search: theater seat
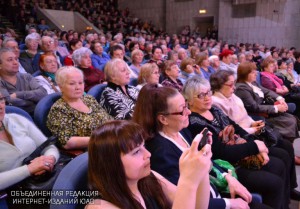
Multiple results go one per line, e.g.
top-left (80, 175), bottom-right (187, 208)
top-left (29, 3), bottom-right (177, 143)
top-left (50, 153), bottom-right (89, 209)
top-left (5, 106), bottom-right (33, 122)
top-left (87, 83), bottom-right (107, 102)
top-left (32, 70), bottom-right (42, 77)
top-left (129, 78), bottom-right (138, 86)
top-left (34, 93), bottom-right (62, 137)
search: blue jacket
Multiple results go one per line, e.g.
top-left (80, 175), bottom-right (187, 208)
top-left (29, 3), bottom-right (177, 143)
top-left (91, 52), bottom-right (111, 71)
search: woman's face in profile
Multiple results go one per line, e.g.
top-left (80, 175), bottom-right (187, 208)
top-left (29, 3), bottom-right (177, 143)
top-left (219, 75), bottom-right (235, 98)
top-left (246, 70), bottom-right (257, 83)
top-left (163, 93), bottom-right (191, 131)
top-left (147, 67), bottom-right (160, 84)
top-left (121, 141), bottom-right (151, 181)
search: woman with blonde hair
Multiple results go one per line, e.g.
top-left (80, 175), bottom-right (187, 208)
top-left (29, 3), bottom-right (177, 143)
top-left (136, 63), bottom-right (161, 90)
top-left (47, 66), bottom-right (112, 150)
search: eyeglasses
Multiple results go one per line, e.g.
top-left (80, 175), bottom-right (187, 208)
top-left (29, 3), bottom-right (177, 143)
top-left (160, 103), bottom-right (189, 116)
top-left (223, 82), bottom-right (236, 88)
top-left (0, 97), bottom-right (6, 104)
top-left (195, 90), bottom-right (212, 99)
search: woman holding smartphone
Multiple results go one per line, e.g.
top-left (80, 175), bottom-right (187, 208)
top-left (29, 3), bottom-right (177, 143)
top-left (133, 84), bottom-right (271, 209)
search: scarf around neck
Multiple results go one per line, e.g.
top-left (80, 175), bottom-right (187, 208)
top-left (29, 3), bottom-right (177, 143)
top-left (261, 71), bottom-right (283, 89)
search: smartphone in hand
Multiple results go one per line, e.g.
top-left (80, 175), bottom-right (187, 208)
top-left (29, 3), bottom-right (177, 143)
top-left (198, 128), bottom-right (209, 150)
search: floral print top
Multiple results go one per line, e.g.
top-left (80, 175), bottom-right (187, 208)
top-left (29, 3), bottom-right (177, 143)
top-left (47, 95), bottom-right (112, 146)
top-left (99, 82), bottom-right (139, 120)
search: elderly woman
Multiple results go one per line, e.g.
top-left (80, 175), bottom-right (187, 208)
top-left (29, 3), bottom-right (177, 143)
top-left (100, 59), bottom-right (139, 120)
top-left (0, 93), bottom-right (59, 191)
top-left (20, 32), bottom-right (40, 58)
top-left (161, 60), bottom-right (183, 92)
top-left (183, 76), bottom-right (294, 209)
top-left (19, 32), bottom-right (40, 74)
top-left (260, 58), bottom-right (289, 96)
top-left (196, 54), bottom-right (216, 80)
top-left (86, 120), bottom-right (211, 209)
top-left (35, 53), bottom-right (61, 94)
top-left (235, 62), bottom-right (298, 140)
top-left (47, 66), bottom-right (112, 150)
top-left (72, 47), bottom-right (105, 92)
top-left (136, 63), bottom-right (161, 90)
top-left (129, 49), bottom-right (144, 77)
top-left (208, 55), bottom-right (220, 72)
top-left (133, 84), bottom-right (272, 209)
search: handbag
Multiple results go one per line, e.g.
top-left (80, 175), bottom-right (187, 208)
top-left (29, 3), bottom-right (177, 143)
top-left (19, 136), bottom-right (72, 190)
top-left (258, 124), bottom-right (280, 147)
top-left (263, 96), bottom-right (276, 105)
top-left (219, 125), bottom-right (263, 170)
top-left (210, 159), bottom-right (238, 194)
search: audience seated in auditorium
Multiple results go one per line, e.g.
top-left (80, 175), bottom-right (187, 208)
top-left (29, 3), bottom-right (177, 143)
top-left (133, 84), bottom-right (271, 209)
top-left (35, 53), bottom-right (61, 94)
top-left (72, 47), bottom-right (105, 92)
top-left (86, 120), bottom-right (211, 209)
top-left (100, 58), bottom-right (139, 120)
top-left (183, 76), bottom-right (297, 208)
top-left (235, 62), bottom-right (299, 141)
top-left (47, 66), bottom-right (112, 150)
top-left (0, 48), bottom-right (47, 115)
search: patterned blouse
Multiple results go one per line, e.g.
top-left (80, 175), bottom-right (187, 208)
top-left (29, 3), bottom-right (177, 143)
top-left (99, 82), bottom-right (139, 120)
top-left (161, 77), bottom-right (183, 92)
top-left (47, 95), bottom-right (112, 146)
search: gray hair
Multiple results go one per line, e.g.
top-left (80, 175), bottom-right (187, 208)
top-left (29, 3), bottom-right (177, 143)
top-left (208, 55), bottom-right (219, 64)
top-left (86, 34), bottom-right (94, 42)
top-left (2, 37), bottom-right (17, 48)
top-left (72, 47), bottom-right (92, 66)
top-left (104, 58), bottom-right (127, 82)
top-left (25, 33), bottom-right (40, 45)
top-left (182, 76), bottom-right (210, 102)
top-left (0, 48), bottom-right (15, 64)
top-left (55, 66), bottom-right (84, 87)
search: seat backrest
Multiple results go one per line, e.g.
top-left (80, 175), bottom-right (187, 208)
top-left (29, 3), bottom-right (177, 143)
top-left (129, 78), bottom-right (138, 86)
top-left (50, 153), bottom-right (89, 209)
top-left (256, 70), bottom-right (261, 86)
top-left (32, 70), bottom-right (42, 77)
top-left (34, 93), bottom-right (62, 137)
top-left (5, 106), bottom-right (33, 122)
top-left (87, 83), bottom-right (107, 102)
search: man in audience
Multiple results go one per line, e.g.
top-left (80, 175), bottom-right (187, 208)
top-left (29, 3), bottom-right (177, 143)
top-left (2, 37), bottom-right (32, 74)
top-left (33, 36), bottom-right (64, 72)
top-left (0, 48), bottom-right (47, 115)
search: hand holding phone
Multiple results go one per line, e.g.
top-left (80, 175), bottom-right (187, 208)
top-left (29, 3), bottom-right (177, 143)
top-left (198, 128), bottom-right (209, 150)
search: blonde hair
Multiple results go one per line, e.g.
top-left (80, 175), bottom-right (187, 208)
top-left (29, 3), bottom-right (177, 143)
top-left (137, 63), bottom-right (158, 84)
top-left (104, 58), bottom-right (127, 82)
top-left (55, 66), bottom-right (84, 87)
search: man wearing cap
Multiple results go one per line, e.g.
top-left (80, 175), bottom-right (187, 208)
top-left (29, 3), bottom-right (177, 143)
top-left (219, 49), bottom-right (237, 78)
